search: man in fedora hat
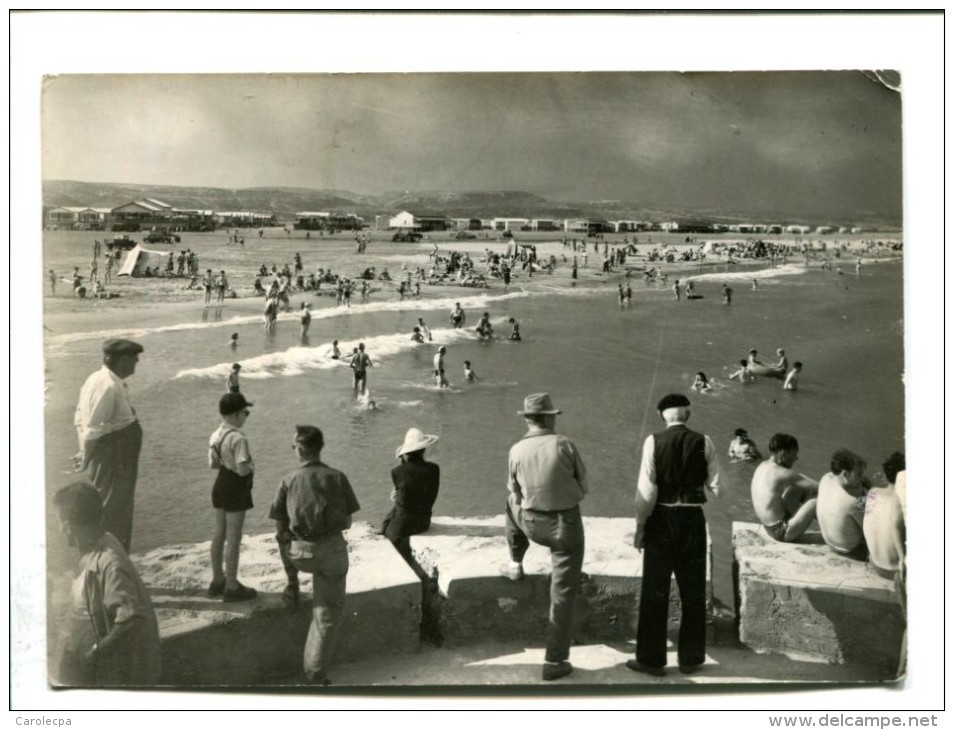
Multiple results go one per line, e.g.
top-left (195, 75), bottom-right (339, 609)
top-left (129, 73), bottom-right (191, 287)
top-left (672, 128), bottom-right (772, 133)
top-left (503, 392), bottom-right (588, 682)
top-left (269, 425), bottom-right (360, 685)
top-left (73, 338), bottom-right (145, 552)
top-left (628, 393), bottom-right (723, 677)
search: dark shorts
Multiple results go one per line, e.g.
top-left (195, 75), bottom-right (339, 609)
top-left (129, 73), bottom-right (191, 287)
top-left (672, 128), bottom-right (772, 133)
top-left (212, 467), bottom-right (253, 512)
top-left (763, 520), bottom-right (788, 542)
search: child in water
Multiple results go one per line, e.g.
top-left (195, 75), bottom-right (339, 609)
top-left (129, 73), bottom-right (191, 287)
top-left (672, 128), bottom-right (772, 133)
top-left (229, 333), bottom-right (239, 348)
top-left (463, 360), bottom-right (478, 382)
top-left (226, 364), bottom-right (242, 393)
top-left (729, 359), bottom-right (755, 383)
top-left (728, 428), bottom-right (762, 461)
top-left (691, 372), bottom-right (712, 393)
top-left (507, 317), bottom-right (521, 341)
top-left (783, 362), bottom-right (803, 391)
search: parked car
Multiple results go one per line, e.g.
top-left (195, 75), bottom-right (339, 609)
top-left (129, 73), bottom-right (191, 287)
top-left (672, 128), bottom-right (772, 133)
top-left (104, 236), bottom-right (138, 251)
top-left (455, 230), bottom-right (477, 240)
top-left (392, 231), bottom-right (423, 243)
top-left (144, 231), bottom-right (181, 244)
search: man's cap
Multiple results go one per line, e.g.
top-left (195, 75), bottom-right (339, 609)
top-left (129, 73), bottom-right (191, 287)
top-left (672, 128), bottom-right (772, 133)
top-left (102, 338), bottom-right (144, 356)
top-left (517, 392), bottom-right (562, 416)
top-left (219, 392), bottom-right (253, 415)
top-left (657, 393), bottom-right (691, 412)
top-left (294, 425), bottom-right (324, 451)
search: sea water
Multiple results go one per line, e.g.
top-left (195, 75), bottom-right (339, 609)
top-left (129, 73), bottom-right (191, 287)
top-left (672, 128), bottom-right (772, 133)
top-left (43, 260), bottom-right (904, 604)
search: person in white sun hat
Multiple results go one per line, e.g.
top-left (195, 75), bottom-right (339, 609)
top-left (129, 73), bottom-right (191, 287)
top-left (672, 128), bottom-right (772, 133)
top-left (380, 428), bottom-right (441, 573)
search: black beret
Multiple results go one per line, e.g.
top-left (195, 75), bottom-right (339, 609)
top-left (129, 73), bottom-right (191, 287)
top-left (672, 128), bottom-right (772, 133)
top-left (102, 338), bottom-right (144, 356)
top-left (657, 393), bottom-right (691, 412)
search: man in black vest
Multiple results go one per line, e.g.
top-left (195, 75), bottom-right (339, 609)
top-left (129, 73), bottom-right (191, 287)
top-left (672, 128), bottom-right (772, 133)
top-left (628, 393), bottom-right (723, 677)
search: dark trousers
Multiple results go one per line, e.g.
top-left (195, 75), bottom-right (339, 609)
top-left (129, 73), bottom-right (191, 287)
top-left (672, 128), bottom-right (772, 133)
top-left (636, 506), bottom-right (707, 668)
top-left (87, 421), bottom-right (142, 553)
top-left (505, 495), bottom-right (585, 662)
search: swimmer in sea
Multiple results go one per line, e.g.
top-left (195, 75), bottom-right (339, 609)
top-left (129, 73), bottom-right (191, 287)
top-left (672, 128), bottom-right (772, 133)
top-left (747, 349), bottom-right (763, 366)
top-left (728, 428), bottom-right (762, 461)
top-left (300, 302), bottom-right (312, 339)
top-left (774, 348), bottom-right (789, 372)
top-left (433, 346), bottom-right (449, 389)
top-left (450, 302), bottom-right (465, 329)
top-left (722, 284), bottom-right (733, 305)
top-left (226, 364), bottom-right (242, 393)
top-left (729, 359), bottom-right (755, 383)
top-left (691, 372), bottom-right (712, 393)
top-left (463, 360), bottom-right (477, 382)
top-left (328, 340), bottom-right (342, 360)
top-left (783, 362), bottom-right (803, 391)
top-left (475, 312), bottom-right (493, 339)
top-left (417, 317), bottom-right (432, 342)
top-left (686, 281), bottom-right (695, 298)
top-left (617, 283), bottom-right (625, 307)
top-left (410, 326), bottom-right (425, 344)
top-left (752, 279), bottom-right (759, 291)
top-left (625, 282), bottom-right (632, 303)
top-left (507, 317), bottom-right (521, 341)
top-left (229, 333), bottom-right (239, 348)
top-left (673, 280), bottom-right (681, 300)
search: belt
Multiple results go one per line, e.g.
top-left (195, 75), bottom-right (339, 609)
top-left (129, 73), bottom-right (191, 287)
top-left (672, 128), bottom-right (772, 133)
top-left (657, 502), bottom-right (703, 508)
top-left (295, 530), bottom-right (342, 542)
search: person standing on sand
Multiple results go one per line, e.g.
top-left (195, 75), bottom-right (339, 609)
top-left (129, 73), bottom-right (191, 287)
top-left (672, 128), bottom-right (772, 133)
top-left (270, 425), bottom-right (361, 685)
top-left (202, 269), bottom-right (214, 307)
top-left (73, 339), bottom-right (145, 553)
top-left (207, 393), bottom-right (257, 603)
top-left (750, 433), bottom-right (818, 543)
top-left (629, 393), bottom-right (722, 678)
top-left (502, 393), bottom-right (588, 682)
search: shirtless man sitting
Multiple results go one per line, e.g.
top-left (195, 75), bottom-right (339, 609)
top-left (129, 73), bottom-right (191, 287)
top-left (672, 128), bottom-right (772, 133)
top-left (750, 433), bottom-right (819, 542)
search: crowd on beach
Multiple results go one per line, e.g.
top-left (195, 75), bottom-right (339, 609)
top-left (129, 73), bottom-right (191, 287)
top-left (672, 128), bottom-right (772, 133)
top-left (50, 230), bottom-right (905, 688)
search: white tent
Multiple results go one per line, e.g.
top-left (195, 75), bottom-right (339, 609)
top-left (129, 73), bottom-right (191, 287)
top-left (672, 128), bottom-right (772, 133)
top-left (117, 244), bottom-right (170, 277)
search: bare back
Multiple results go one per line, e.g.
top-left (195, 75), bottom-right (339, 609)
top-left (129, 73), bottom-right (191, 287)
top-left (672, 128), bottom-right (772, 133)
top-left (751, 459), bottom-right (800, 525)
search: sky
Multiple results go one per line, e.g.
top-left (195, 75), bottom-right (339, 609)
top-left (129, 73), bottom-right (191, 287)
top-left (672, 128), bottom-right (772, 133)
top-left (41, 70), bottom-right (901, 222)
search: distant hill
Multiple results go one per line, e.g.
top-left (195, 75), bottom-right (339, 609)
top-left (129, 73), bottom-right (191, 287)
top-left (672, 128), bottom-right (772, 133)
top-left (42, 180), bottom-right (901, 230)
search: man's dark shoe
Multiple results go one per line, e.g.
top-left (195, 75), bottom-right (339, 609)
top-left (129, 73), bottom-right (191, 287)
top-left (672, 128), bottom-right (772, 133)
top-left (222, 583), bottom-right (258, 603)
top-left (542, 661), bottom-right (573, 681)
top-left (207, 578), bottom-right (226, 598)
top-left (282, 583), bottom-right (301, 605)
top-left (625, 659), bottom-right (665, 677)
top-left (678, 663), bottom-right (701, 675)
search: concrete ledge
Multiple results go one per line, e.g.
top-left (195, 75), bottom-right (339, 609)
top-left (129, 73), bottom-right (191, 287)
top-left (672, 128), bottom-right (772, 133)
top-left (133, 523), bottom-right (421, 685)
top-left (732, 522), bottom-right (904, 674)
top-left (410, 516), bottom-right (713, 647)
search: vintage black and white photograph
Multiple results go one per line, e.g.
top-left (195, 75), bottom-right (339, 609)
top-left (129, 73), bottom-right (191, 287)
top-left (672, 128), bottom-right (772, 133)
top-left (11, 11), bottom-right (944, 717)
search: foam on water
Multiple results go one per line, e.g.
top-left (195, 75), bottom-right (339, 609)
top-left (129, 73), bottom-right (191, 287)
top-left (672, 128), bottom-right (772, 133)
top-left (174, 323), bottom-right (491, 380)
top-left (684, 263), bottom-right (807, 284)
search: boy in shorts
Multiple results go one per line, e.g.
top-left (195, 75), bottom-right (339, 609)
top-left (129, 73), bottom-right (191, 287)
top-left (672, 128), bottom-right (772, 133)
top-left (207, 393), bottom-right (257, 602)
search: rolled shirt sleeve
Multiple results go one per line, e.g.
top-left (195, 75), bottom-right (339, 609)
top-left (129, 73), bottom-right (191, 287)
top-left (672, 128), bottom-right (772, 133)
top-left (703, 434), bottom-right (724, 497)
top-left (635, 434), bottom-right (658, 526)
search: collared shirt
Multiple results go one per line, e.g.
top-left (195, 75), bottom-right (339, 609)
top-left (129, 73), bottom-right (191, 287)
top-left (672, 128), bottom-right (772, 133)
top-left (69, 532), bottom-right (162, 685)
top-left (74, 365), bottom-right (137, 444)
top-left (635, 422), bottom-right (723, 526)
top-left (508, 427), bottom-right (588, 511)
top-left (208, 424), bottom-right (254, 474)
top-left (269, 460), bottom-right (361, 541)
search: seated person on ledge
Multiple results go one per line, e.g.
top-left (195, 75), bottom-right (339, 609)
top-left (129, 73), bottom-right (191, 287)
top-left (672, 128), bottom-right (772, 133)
top-left (817, 448), bottom-right (871, 559)
top-left (863, 452), bottom-right (906, 580)
top-left (750, 433), bottom-right (818, 542)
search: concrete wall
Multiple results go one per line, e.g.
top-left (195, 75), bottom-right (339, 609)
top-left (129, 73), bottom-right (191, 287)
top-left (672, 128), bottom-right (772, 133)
top-left (733, 522), bottom-right (904, 673)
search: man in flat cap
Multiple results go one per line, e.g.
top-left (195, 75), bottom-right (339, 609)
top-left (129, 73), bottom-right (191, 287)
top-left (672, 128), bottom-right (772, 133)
top-left (73, 339), bottom-right (144, 552)
top-left (503, 393), bottom-right (588, 682)
top-left (628, 393), bottom-right (723, 677)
